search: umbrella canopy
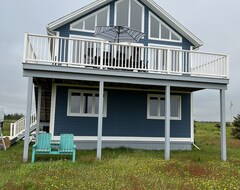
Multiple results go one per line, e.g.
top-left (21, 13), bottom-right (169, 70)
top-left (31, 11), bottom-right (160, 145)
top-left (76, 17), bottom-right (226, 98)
top-left (94, 26), bottom-right (145, 43)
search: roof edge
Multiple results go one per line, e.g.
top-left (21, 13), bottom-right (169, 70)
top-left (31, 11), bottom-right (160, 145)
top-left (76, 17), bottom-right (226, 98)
top-left (47, 0), bottom-right (108, 32)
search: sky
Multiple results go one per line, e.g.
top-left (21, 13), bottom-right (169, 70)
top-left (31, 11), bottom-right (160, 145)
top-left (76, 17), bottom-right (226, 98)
top-left (0, 0), bottom-right (239, 121)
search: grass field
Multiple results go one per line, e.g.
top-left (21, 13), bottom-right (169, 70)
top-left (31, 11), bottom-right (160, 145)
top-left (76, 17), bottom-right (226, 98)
top-left (0, 121), bottom-right (239, 190)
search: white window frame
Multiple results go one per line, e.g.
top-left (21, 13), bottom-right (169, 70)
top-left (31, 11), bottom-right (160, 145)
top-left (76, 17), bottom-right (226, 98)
top-left (70, 6), bottom-right (110, 33)
top-left (148, 12), bottom-right (182, 43)
top-left (147, 94), bottom-right (181, 120)
top-left (114, 0), bottom-right (144, 32)
top-left (67, 89), bottom-right (107, 117)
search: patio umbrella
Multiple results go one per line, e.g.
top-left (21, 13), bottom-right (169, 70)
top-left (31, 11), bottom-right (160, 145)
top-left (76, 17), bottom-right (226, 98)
top-left (94, 26), bottom-right (145, 43)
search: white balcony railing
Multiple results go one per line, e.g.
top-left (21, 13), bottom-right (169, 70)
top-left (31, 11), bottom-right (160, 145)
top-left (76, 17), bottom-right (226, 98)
top-left (23, 33), bottom-right (229, 79)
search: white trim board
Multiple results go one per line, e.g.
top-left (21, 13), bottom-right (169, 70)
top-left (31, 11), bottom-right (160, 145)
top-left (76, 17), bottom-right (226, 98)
top-left (53, 136), bottom-right (191, 142)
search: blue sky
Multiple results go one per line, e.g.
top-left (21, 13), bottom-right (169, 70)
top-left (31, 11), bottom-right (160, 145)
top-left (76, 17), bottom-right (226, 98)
top-left (0, 0), bottom-right (239, 121)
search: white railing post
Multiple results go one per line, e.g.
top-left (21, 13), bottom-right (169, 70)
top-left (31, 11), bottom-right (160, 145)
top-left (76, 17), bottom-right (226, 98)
top-left (188, 51), bottom-right (192, 74)
top-left (13, 124), bottom-right (17, 137)
top-left (226, 55), bottom-right (229, 78)
top-left (100, 41), bottom-right (104, 69)
top-left (10, 123), bottom-right (13, 137)
top-left (23, 33), bottom-right (29, 63)
top-left (167, 49), bottom-right (171, 74)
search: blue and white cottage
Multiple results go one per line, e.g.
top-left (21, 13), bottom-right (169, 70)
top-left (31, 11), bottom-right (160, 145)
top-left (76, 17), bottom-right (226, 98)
top-left (22, 0), bottom-right (229, 162)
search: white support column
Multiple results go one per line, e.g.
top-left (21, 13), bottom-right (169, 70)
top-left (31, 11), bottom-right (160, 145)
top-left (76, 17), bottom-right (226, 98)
top-left (23, 77), bottom-right (33, 162)
top-left (220, 89), bottom-right (227, 161)
top-left (36, 86), bottom-right (42, 136)
top-left (97, 80), bottom-right (104, 160)
top-left (165, 85), bottom-right (171, 160)
top-left (191, 93), bottom-right (194, 143)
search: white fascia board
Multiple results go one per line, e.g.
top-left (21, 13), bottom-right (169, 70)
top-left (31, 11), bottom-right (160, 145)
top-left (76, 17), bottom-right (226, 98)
top-left (47, 0), bottom-right (108, 32)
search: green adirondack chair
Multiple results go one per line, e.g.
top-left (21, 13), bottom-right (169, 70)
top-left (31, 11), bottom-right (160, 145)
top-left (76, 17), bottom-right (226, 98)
top-left (32, 133), bottom-right (52, 163)
top-left (59, 134), bottom-right (76, 162)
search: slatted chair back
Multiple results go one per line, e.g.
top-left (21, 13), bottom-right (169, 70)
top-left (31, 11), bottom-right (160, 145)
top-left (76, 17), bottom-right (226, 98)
top-left (59, 134), bottom-right (74, 153)
top-left (36, 133), bottom-right (52, 151)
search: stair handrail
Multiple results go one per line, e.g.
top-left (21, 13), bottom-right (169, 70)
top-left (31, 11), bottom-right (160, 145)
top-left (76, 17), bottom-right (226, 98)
top-left (10, 110), bottom-right (37, 138)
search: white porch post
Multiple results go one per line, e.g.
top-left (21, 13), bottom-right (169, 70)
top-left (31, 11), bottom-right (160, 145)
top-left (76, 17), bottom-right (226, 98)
top-left (23, 77), bottom-right (33, 162)
top-left (165, 85), bottom-right (171, 160)
top-left (220, 89), bottom-right (227, 161)
top-left (97, 80), bottom-right (104, 160)
top-left (36, 86), bottom-right (42, 136)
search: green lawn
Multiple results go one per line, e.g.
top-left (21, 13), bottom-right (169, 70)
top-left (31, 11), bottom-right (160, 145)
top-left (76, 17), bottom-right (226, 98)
top-left (0, 121), bottom-right (239, 190)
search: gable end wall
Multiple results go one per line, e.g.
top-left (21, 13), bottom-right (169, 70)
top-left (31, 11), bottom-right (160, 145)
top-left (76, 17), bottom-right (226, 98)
top-left (55, 0), bottom-right (193, 50)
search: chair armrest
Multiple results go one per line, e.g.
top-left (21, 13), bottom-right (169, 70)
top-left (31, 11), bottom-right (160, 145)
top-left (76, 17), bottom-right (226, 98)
top-left (32, 144), bottom-right (37, 148)
top-left (73, 144), bottom-right (76, 149)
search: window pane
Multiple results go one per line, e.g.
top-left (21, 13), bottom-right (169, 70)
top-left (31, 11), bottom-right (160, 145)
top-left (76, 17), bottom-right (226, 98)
top-left (149, 97), bottom-right (158, 116)
top-left (150, 16), bottom-right (159, 38)
top-left (83, 93), bottom-right (93, 114)
top-left (171, 32), bottom-right (180, 41)
top-left (97, 10), bottom-right (108, 26)
top-left (130, 0), bottom-right (142, 31)
top-left (116, 0), bottom-right (129, 26)
top-left (161, 24), bottom-right (170, 39)
top-left (85, 15), bottom-right (95, 31)
top-left (72, 21), bottom-right (83, 29)
top-left (95, 94), bottom-right (99, 114)
top-left (171, 96), bottom-right (180, 117)
top-left (70, 93), bottom-right (81, 113)
top-left (160, 97), bottom-right (165, 116)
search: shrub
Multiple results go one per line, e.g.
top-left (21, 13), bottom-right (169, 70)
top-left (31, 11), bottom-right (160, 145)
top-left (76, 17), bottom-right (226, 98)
top-left (215, 122), bottom-right (231, 129)
top-left (232, 114), bottom-right (240, 139)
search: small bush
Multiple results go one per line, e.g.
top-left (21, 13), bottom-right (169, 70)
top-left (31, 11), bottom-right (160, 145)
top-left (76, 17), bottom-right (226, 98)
top-left (232, 114), bottom-right (240, 139)
top-left (215, 122), bottom-right (231, 129)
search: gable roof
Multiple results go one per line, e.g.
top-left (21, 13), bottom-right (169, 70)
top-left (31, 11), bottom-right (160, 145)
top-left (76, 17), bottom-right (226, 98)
top-left (47, 0), bottom-right (203, 48)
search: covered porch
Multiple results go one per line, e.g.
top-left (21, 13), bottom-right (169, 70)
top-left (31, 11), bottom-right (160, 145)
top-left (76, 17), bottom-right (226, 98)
top-left (21, 66), bottom-right (228, 162)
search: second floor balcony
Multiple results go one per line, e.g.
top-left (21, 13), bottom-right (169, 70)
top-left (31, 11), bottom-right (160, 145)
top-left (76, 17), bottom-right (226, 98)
top-left (23, 33), bottom-right (229, 79)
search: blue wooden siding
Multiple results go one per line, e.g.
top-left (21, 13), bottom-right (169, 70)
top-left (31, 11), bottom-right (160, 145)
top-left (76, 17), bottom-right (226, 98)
top-left (55, 0), bottom-right (193, 50)
top-left (54, 86), bottom-right (191, 138)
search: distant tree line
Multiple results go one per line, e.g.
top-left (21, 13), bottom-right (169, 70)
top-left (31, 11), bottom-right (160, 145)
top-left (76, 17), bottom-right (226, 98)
top-left (4, 113), bottom-right (24, 120)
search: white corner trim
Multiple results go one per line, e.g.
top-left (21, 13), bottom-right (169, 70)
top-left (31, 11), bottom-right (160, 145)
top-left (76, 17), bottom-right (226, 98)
top-left (53, 136), bottom-right (191, 142)
top-left (49, 84), bottom-right (57, 139)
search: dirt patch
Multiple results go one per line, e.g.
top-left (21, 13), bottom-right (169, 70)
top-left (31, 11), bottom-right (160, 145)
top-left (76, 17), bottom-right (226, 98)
top-left (185, 164), bottom-right (210, 178)
top-left (164, 162), bottom-right (182, 176)
top-left (227, 139), bottom-right (240, 148)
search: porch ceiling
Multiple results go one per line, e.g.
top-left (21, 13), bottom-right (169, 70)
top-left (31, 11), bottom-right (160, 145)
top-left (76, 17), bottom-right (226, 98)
top-left (34, 78), bottom-right (202, 93)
